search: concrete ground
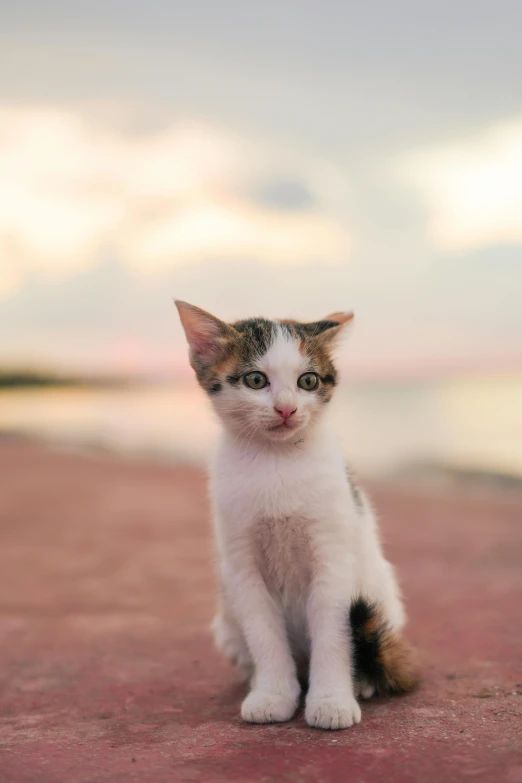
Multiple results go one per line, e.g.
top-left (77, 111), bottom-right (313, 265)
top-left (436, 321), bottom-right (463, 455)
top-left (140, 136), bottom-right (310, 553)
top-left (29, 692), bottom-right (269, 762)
top-left (0, 440), bottom-right (520, 783)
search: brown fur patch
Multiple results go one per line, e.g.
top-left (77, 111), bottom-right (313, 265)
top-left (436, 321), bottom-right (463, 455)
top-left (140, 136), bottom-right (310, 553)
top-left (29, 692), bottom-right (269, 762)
top-left (252, 516), bottom-right (314, 599)
top-left (190, 340), bottom-right (238, 393)
top-left (362, 616), bottom-right (380, 635)
top-left (376, 629), bottom-right (420, 695)
top-left (214, 352), bottom-right (241, 377)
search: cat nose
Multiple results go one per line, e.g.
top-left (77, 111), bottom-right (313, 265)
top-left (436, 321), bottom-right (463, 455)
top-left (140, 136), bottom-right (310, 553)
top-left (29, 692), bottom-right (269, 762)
top-left (274, 405), bottom-right (297, 421)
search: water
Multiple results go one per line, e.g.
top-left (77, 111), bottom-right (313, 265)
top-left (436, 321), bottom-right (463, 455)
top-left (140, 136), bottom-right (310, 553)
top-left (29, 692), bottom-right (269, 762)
top-left (1, 375), bottom-right (521, 478)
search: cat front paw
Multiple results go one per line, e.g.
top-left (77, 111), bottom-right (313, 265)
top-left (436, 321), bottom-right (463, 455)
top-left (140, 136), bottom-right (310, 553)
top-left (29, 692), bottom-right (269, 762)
top-left (305, 695), bottom-right (361, 730)
top-left (241, 689), bottom-right (299, 724)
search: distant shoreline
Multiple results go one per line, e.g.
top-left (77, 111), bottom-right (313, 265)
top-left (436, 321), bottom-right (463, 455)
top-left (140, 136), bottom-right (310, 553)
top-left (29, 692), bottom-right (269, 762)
top-left (0, 370), bottom-right (133, 390)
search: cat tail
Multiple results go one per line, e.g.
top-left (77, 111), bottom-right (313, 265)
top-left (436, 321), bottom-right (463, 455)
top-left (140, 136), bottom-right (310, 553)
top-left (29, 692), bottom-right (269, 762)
top-left (349, 597), bottom-right (420, 696)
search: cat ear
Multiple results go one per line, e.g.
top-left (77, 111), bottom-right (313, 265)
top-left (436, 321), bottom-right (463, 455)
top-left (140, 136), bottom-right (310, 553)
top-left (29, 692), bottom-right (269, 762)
top-left (323, 311), bottom-right (354, 326)
top-left (319, 311), bottom-right (354, 342)
top-left (174, 301), bottom-right (236, 362)
top-left (302, 311), bottom-right (354, 343)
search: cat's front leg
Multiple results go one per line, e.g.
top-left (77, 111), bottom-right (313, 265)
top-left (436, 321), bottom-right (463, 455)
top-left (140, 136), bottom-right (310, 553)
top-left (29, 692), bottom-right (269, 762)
top-left (224, 561), bottom-right (300, 724)
top-left (305, 578), bottom-right (361, 730)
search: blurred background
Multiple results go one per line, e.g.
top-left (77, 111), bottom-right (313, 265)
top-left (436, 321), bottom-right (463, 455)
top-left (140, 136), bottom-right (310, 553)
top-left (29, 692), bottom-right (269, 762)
top-left (1, 0), bottom-right (521, 480)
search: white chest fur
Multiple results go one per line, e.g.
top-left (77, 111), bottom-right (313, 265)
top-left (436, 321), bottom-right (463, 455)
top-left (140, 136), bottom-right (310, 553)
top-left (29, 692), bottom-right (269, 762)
top-left (210, 424), bottom-right (360, 600)
top-left (212, 425), bottom-right (349, 520)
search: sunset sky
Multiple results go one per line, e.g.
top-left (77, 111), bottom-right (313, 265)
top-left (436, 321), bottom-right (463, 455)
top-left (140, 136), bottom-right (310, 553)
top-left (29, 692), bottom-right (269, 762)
top-left (1, 1), bottom-right (521, 377)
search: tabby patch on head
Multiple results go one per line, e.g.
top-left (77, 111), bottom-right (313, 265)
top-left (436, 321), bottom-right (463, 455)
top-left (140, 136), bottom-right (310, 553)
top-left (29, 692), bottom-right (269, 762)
top-left (175, 301), bottom-right (353, 443)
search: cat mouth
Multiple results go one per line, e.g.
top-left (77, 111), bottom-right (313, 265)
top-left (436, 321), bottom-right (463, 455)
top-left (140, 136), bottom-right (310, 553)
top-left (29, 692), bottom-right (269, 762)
top-left (267, 420), bottom-right (298, 434)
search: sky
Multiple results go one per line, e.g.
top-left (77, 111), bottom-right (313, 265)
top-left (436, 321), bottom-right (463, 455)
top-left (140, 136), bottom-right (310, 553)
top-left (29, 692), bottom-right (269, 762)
top-left (1, 0), bottom-right (522, 378)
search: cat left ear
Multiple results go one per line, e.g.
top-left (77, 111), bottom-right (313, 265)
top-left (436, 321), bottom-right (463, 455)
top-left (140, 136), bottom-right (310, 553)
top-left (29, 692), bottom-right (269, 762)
top-left (320, 312), bottom-right (353, 344)
top-left (174, 300), bottom-right (236, 362)
top-left (323, 311), bottom-right (354, 326)
top-left (304, 311), bottom-right (354, 343)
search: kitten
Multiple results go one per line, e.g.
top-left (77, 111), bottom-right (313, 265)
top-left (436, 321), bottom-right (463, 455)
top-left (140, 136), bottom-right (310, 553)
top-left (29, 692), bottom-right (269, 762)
top-left (176, 301), bottom-right (419, 730)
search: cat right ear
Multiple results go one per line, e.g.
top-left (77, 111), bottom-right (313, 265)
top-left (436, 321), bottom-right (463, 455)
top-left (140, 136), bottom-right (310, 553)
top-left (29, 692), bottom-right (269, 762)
top-left (174, 301), bottom-right (234, 362)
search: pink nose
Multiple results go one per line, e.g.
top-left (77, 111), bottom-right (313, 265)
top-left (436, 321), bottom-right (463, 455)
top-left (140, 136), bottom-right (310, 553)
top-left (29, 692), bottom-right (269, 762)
top-left (275, 405), bottom-right (297, 421)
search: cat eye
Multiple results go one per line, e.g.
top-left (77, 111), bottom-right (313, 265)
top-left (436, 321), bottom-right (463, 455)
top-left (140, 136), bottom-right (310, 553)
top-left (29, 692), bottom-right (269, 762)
top-left (297, 372), bottom-right (319, 391)
top-left (243, 371), bottom-right (269, 390)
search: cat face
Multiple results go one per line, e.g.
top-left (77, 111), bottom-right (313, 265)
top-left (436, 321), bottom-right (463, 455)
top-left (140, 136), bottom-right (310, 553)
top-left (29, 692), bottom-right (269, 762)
top-left (176, 302), bottom-right (353, 443)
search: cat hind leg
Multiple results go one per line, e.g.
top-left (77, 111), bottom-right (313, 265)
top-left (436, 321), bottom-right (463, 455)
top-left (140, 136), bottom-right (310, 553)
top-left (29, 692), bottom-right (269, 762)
top-left (212, 611), bottom-right (253, 682)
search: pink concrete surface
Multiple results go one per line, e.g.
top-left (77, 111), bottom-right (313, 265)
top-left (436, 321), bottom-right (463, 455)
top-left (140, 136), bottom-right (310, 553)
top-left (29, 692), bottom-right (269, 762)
top-left (0, 440), bottom-right (520, 783)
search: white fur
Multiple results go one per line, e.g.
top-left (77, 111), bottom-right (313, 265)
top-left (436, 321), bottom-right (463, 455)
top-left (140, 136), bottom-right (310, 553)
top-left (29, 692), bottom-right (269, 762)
top-left (208, 328), bottom-right (405, 729)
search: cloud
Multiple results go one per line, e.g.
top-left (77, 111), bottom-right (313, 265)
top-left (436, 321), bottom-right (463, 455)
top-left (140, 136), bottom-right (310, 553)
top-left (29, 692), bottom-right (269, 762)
top-left (248, 177), bottom-right (316, 210)
top-left (397, 116), bottom-right (522, 251)
top-left (0, 105), bottom-right (351, 297)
